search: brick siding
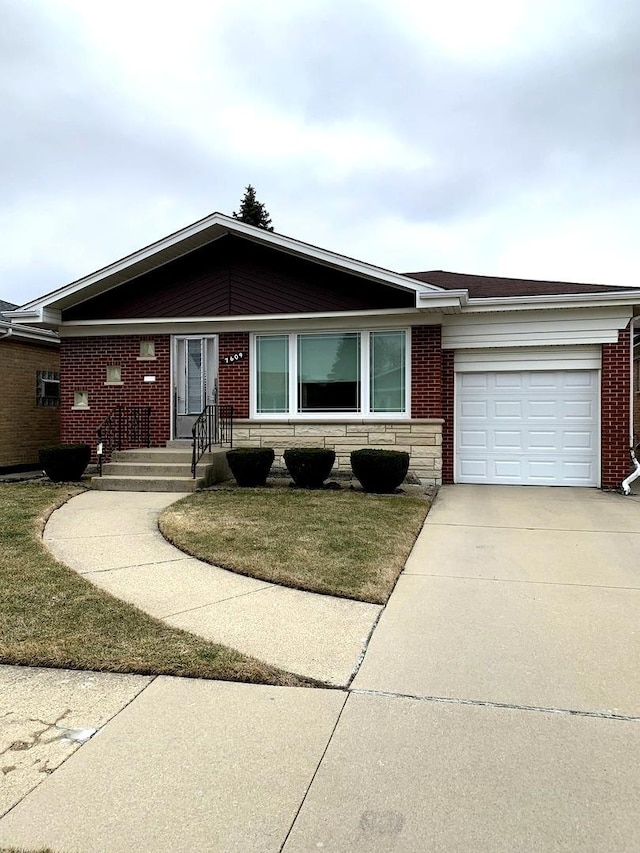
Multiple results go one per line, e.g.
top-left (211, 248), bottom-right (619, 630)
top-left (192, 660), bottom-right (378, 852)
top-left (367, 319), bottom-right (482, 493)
top-left (411, 325), bottom-right (443, 418)
top-left (601, 325), bottom-right (632, 488)
top-left (60, 335), bottom-right (171, 459)
top-left (218, 332), bottom-right (250, 418)
top-left (441, 350), bottom-right (455, 484)
top-left (633, 348), bottom-right (640, 442)
top-left (0, 339), bottom-right (60, 468)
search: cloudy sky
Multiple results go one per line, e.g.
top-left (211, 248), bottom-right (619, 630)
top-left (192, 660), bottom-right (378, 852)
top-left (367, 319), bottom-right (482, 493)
top-left (2, 0), bottom-right (639, 306)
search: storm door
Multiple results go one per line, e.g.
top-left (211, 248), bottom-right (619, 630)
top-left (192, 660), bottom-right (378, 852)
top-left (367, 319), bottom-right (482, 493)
top-left (173, 336), bottom-right (218, 438)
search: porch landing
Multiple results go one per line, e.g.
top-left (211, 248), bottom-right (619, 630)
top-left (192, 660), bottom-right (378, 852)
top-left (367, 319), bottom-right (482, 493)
top-left (91, 446), bottom-right (231, 492)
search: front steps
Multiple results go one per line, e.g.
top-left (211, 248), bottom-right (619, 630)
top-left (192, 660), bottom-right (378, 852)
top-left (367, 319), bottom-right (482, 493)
top-left (91, 446), bottom-right (231, 492)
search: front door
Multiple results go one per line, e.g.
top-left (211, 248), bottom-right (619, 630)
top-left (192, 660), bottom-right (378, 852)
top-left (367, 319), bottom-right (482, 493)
top-left (173, 336), bottom-right (218, 439)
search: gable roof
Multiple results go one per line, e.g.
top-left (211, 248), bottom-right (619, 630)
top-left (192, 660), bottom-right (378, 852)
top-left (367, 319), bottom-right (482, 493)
top-left (5, 215), bottom-right (640, 327)
top-left (8, 213), bottom-right (451, 326)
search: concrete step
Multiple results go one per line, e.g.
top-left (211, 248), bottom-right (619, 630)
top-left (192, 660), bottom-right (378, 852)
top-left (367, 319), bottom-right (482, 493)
top-left (101, 462), bottom-right (207, 478)
top-left (111, 448), bottom-right (196, 464)
top-left (92, 476), bottom-right (203, 493)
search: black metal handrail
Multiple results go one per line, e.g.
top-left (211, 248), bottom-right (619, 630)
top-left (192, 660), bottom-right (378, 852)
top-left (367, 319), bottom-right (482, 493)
top-left (97, 405), bottom-right (151, 475)
top-left (191, 405), bottom-right (233, 477)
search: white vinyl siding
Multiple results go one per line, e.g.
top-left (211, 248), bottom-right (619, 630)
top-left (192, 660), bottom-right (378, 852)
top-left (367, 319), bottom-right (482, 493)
top-left (443, 306), bottom-right (632, 349)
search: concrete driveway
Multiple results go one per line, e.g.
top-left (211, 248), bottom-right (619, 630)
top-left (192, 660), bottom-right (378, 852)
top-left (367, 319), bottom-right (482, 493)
top-left (1, 485), bottom-right (639, 851)
top-left (353, 485), bottom-right (640, 715)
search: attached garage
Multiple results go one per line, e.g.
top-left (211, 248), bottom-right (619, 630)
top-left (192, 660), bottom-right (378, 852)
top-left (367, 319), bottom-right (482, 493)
top-left (455, 348), bottom-right (600, 487)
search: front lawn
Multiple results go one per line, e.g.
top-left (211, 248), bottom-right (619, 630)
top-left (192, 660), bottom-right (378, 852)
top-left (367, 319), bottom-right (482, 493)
top-left (0, 484), bottom-right (310, 686)
top-left (159, 486), bottom-right (431, 604)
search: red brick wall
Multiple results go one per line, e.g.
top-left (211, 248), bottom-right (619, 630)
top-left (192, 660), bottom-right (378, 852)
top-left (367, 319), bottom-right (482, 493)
top-left (60, 335), bottom-right (171, 459)
top-left (218, 332), bottom-right (250, 418)
top-left (633, 348), bottom-right (640, 442)
top-left (411, 325), bottom-right (443, 418)
top-left (601, 325), bottom-right (632, 488)
top-left (441, 350), bottom-right (455, 484)
top-left (0, 339), bottom-right (60, 468)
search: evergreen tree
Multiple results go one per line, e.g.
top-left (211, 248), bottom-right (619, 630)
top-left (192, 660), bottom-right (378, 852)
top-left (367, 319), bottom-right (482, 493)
top-left (232, 185), bottom-right (274, 231)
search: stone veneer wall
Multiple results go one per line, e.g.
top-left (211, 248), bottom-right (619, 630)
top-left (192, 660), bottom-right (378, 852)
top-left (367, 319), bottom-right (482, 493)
top-left (232, 419), bottom-right (443, 485)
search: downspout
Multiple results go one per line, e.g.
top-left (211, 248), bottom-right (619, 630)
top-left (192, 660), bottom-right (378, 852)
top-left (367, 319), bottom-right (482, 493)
top-left (620, 314), bottom-right (640, 494)
top-left (0, 324), bottom-right (13, 341)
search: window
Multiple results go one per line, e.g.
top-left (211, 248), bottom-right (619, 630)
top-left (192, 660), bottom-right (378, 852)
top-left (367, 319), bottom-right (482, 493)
top-left (36, 371), bottom-right (60, 407)
top-left (138, 340), bottom-right (155, 359)
top-left (73, 390), bottom-right (89, 409)
top-left (254, 331), bottom-right (408, 417)
top-left (105, 365), bottom-right (122, 384)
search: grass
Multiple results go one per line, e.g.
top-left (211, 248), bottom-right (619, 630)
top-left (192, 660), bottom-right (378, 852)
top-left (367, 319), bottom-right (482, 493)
top-left (0, 484), bottom-right (311, 686)
top-left (159, 485), bottom-right (431, 604)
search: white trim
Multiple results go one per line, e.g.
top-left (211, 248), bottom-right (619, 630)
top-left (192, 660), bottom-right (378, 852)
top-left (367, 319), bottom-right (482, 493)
top-left (459, 291), bottom-right (640, 312)
top-left (57, 309), bottom-right (429, 338)
top-left (250, 328), bottom-right (410, 421)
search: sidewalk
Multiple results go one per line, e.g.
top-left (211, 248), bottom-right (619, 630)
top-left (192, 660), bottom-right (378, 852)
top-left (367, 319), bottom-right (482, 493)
top-left (42, 490), bottom-right (381, 686)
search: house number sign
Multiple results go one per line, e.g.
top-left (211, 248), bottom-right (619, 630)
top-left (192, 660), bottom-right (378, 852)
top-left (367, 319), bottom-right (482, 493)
top-left (222, 352), bottom-right (246, 364)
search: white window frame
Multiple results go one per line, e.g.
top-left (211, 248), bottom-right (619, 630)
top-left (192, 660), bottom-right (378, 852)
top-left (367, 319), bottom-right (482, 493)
top-left (250, 329), bottom-right (411, 420)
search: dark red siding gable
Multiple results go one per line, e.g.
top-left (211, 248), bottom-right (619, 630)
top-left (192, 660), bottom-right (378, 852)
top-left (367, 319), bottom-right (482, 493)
top-left (64, 236), bottom-right (414, 321)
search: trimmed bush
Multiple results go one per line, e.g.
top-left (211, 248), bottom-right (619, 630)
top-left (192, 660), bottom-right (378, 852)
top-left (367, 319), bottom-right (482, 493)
top-left (39, 444), bottom-right (91, 482)
top-left (226, 447), bottom-right (275, 487)
top-left (283, 448), bottom-right (336, 488)
top-left (350, 449), bottom-right (410, 494)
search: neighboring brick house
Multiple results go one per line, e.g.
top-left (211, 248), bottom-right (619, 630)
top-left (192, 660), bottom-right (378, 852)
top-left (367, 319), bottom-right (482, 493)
top-left (1, 301), bottom-right (60, 471)
top-left (8, 213), bottom-right (640, 488)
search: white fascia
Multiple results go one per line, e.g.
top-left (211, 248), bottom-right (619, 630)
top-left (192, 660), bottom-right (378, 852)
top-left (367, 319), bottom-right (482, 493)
top-left (461, 291), bottom-right (640, 313)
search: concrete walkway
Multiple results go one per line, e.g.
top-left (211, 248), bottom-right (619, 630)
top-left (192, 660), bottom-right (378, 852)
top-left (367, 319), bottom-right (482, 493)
top-left (2, 485), bottom-right (640, 851)
top-left (42, 490), bottom-right (381, 686)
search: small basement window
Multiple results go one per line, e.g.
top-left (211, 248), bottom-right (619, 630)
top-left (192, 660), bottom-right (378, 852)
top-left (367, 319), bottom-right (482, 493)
top-left (105, 365), bottom-right (122, 384)
top-left (36, 371), bottom-right (60, 407)
top-left (138, 340), bottom-right (155, 360)
top-left (73, 390), bottom-right (89, 409)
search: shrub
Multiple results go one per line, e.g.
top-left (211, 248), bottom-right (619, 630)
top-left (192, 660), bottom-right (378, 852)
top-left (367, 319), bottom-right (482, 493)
top-left (39, 444), bottom-right (91, 482)
top-left (283, 447), bottom-right (336, 488)
top-left (226, 447), bottom-right (275, 487)
top-left (350, 449), bottom-right (410, 494)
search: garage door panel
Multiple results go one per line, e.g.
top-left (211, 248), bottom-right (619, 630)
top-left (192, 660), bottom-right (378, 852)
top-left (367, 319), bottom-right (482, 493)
top-left (493, 431), bottom-right (523, 450)
top-left (459, 373), bottom-right (488, 390)
top-left (563, 431), bottom-right (594, 450)
top-left (494, 373), bottom-right (523, 389)
top-left (459, 459), bottom-right (489, 478)
top-left (460, 400), bottom-right (487, 418)
top-left (456, 369), bottom-right (599, 487)
top-left (528, 400), bottom-right (556, 418)
top-left (564, 400), bottom-right (594, 419)
top-left (562, 461), bottom-right (596, 483)
top-left (494, 400), bottom-right (522, 418)
top-left (528, 431), bottom-right (558, 450)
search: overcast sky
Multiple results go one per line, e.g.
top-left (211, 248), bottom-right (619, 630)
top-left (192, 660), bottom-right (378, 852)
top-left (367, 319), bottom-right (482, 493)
top-left (2, 0), bottom-right (639, 306)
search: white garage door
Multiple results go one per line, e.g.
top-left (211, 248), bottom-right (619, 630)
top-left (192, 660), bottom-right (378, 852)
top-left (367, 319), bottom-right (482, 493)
top-left (456, 370), bottom-right (599, 486)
